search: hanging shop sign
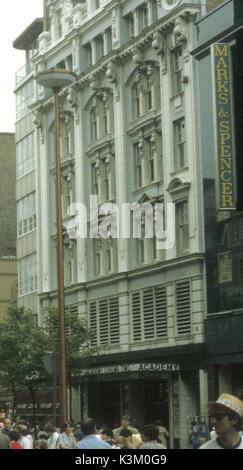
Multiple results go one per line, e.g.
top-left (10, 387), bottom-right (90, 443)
top-left (211, 43), bottom-right (236, 210)
top-left (80, 363), bottom-right (180, 376)
top-left (15, 391), bottom-right (60, 416)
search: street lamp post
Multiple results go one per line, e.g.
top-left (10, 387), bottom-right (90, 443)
top-left (36, 70), bottom-right (76, 425)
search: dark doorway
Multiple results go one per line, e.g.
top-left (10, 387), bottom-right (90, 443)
top-left (145, 380), bottom-right (169, 429)
top-left (88, 381), bottom-right (120, 428)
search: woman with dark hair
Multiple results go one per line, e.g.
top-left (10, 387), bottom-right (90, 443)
top-left (9, 430), bottom-right (23, 449)
top-left (140, 424), bottom-right (166, 449)
top-left (44, 423), bottom-right (60, 449)
top-left (59, 422), bottom-right (76, 449)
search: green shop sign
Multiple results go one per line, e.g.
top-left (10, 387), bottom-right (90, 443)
top-left (211, 43), bottom-right (236, 210)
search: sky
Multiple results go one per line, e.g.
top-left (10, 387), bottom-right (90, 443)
top-left (0, 1), bottom-right (43, 133)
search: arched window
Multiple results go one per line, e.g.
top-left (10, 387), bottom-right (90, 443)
top-left (89, 91), bottom-right (114, 143)
top-left (131, 64), bottom-right (160, 120)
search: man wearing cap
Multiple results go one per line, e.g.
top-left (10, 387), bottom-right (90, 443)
top-left (200, 394), bottom-right (243, 449)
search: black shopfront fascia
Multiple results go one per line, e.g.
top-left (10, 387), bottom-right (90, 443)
top-left (76, 343), bottom-right (205, 432)
top-left (77, 343), bottom-right (206, 382)
top-left (205, 310), bottom-right (243, 361)
top-left (205, 311), bottom-right (243, 400)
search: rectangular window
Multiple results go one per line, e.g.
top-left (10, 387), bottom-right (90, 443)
top-left (66, 54), bottom-right (73, 71)
top-left (17, 193), bottom-right (37, 237)
top-left (57, 10), bottom-right (62, 38)
top-left (104, 160), bottom-right (110, 200)
top-left (134, 143), bottom-right (142, 187)
top-left (16, 133), bottom-right (35, 178)
top-left (106, 28), bottom-right (112, 54)
top-left (94, 239), bottom-right (101, 275)
top-left (16, 81), bottom-right (34, 121)
top-left (134, 85), bottom-right (141, 118)
top-left (103, 103), bottom-right (108, 135)
top-left (151, 0), bottom-right (158, 22)
top-left (87, 44), bottom-right (92, 67)
top-left (146, 74), bottom-right (153, 111)
top-left (171, 46), bottom-right (183, 95)
top-left (91, 109), bottom-right (98, 140)
top-left (174, 119), bottom-right (186, 170)
top-left (132, 286), bottom-right (167, 341)
top-left (89, 296), bottom-right (120, 346)
top-left (128, 14), bottom-right (135, 38)
top-left (176, 201), bottom-right (189, 254)
top-left (139, 5), bottom-right (149, 32)
top-left (175, 280), bottom-right (191, 335)
top-left (138, 239), bottom-right (145, 264)
top-left (92, 163), bottom-right (99, 195)
top-left (96, 35), bottom-right (104, 61)
top-left (107, 246), bottom-right (112, 272)
top-left (18, 254), bottom-right (37, 296)
top-left (148, 139), bottom-right (155, 182)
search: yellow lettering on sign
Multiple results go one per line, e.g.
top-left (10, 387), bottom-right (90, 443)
top-left (221, 171), bottom-right (232, 182)
top-left (220, 158), bottom-right (232, 170)
top-left (214, 45), bottom-right (228, 57)
top-left (221, 195), bottom-right (234, 208)
top-left (216, 69), bottom-right (229, 81)
top-left (222, 182), bottom-right (232, 194)
top-left (216, 57), bottom-right (228, 68)
top-left (219, 121), bottom-right (230, 132)
top-left (220, 132), bottom-right (231, 145)
top-left (220, 145), bottom-right (231, 157)
top-left (218, 93), bottom-right (228, 105)
top-left (217, 81), bottom-right (229, 93)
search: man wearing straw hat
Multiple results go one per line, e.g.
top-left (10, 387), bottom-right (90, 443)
top-left (200, 393), bottom-right (243, 449)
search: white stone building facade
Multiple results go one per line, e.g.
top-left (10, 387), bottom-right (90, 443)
top-left (15, 0), bottom-right (208, 448)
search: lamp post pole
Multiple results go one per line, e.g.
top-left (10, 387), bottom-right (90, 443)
top-left (36, 70), bottom-right (76, 426)
top-left (53, 86), bottom-right (68, 425)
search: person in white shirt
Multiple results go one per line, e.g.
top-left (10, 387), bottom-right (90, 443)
top-left (200, 393), bottom-right (243, 449)
top-left (44, 423), bottom-right (60, 449)
top-left (16, 424), bottom-right (32, 449)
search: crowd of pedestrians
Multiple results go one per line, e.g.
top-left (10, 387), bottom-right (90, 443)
top-left (0, 414), bottom-right (168, 449)
top-left (0, 393), bottom-right (242, 449)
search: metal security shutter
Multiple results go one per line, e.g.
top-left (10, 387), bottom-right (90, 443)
top-left (143, 288), bottom-right (154, 339)
top-left (132, 291), bottom-right (142, 341)
top-left (109, 297), bottom-right (119, 345)
top-left (176, 280), bottom-right (191, 334)
top-left (155, 286), bottom-right (167, 337)
top-left (99, 299), bottom-right (109, 345)
top-left (89, 301), bottom-right (97, 346)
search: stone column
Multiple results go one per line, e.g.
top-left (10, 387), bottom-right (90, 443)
top-left (106, 61), bottom-right (129, 272)
top-left (34, 111), bottom-right (50, 294)
top-left (68, 86), bottom-right (88, 283)
top-left (178, 372), bottom-right (199, 449)
top-left (199, 369), bottom-right (208, 417)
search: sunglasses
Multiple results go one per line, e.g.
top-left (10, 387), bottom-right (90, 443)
top-left (209, 413), bottom-right (228, 421)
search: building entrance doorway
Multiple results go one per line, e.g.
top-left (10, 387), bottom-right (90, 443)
top-left (87, 378), bottom-right (170, 432)
top-left (145, 379), bottom-right (169, 430)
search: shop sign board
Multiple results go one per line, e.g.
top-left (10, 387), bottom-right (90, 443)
top-left (80, 363), bottom-right (180, 376)
top-left (211, 43), bottom-right (236, 210)
top-left (16, 391), bottom-right (60, 415)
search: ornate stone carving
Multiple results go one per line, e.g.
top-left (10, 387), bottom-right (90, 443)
top-left (173, 16), bottom-right (187, 45)
top-left (33, 110), bottom-right (44, 144)
top-left (67, 86), bottom-right (79, 124)
top-left (132, 47), bottom-right (144, 65)
top-left (152, 31), bottom-right (165, 56)
top-left (89, 77), bottom-right (100, 90)
top-left (106, 61), bottom-right (117, 84)
top-left (106, 61), bottom-right (120, 101)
